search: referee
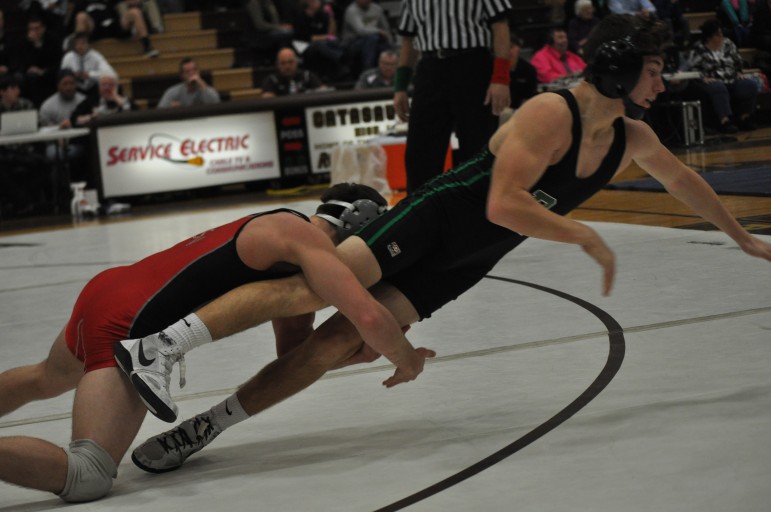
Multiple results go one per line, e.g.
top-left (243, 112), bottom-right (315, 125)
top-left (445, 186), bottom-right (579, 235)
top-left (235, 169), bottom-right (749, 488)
top-left (394, 0), bottom-right (513, 193)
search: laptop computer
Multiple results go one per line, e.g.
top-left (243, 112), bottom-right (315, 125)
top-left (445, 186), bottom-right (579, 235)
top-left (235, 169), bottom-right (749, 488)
top-left (0, 110), bottom-right (39, 136)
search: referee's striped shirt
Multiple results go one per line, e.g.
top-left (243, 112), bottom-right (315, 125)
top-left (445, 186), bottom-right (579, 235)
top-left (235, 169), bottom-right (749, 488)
top-left (398, 0), bottom-right (513, 52)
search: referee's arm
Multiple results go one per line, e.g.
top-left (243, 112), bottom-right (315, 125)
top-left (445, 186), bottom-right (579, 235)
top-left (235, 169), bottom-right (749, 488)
top-left (486, 19), bottom-right (512, 116)
top-left (393, 35), bottom-right (419, 122)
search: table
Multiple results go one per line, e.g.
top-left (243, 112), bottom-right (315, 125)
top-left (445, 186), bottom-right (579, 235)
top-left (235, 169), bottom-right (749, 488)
top-left (0, 127), bottom-right (90, 146)
top-left (0, 128), bottom-right (90, 213)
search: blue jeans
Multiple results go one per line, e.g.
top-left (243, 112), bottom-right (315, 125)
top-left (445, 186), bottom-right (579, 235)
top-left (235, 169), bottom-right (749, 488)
top-left (696, 77), bottom-right (758, 121)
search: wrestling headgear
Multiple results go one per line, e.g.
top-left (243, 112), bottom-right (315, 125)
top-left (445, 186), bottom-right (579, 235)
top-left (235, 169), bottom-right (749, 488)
top-left (315, 198), bottom-right (388, 241)
top-left (588, 37), bottom-right (647, 119)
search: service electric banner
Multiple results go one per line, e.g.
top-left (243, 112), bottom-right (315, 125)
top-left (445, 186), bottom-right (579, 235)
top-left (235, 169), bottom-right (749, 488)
top-left (305, 99), bottom-right (398, 174)
top-left (97, 112), bottom-right (280, 197)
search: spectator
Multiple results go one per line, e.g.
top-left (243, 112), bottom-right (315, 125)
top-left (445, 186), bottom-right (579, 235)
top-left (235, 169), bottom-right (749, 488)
top-left (116, 0), bottom-right (165, 34)
top-left (530, 27), bottom-right (587, 84)
top-left (60, 32), bottom-right (116, 102)
top-left (292, 0), bottom-right (345, 81)
top-left (243, 0), bottom-right (294, 54)
top-left (354, 49), bottom-right (397, 89)
top-left (72, 0), bottom-right (159, 57)
top-left (568, 0), bottom-right (600, 56)
top-left (68, 71), bottom-right (131, 186)
top-left (718, 0), bottom-right (754, 48)
top-left (0, 75), bottom-right (35, 113)
top-left (393, 0), bottom-right (513, 193)
top-left (608, 0), bottom-right (656, 18)
top-left (157, 58), bottom-right (220, 108)
top-left (14, 16), bottom-right (62, 107)
top-left (37, 69), bottom-right (89, 188)
top-left (20, 0), bottom-right (69, 40)
top-left (71, 71), bottom-right (134, 127)
top-left (260, 47), bottom-right (324, 97)
top-left (39, 69), bottom-right (86, 128)
top-left (689, 19), bottom-right (758, 132)
top-left (508, 36), bottom-right (537, 109)
top-left (342, 0), bottom-right (393, 76)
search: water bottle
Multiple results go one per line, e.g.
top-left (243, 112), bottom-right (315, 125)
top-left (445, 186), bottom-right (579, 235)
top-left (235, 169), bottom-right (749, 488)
top-left (70, 182), bottom-right (88, 217)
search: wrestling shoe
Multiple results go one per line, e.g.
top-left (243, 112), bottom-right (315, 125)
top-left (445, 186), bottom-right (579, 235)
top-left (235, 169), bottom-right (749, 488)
top-left (132, 412), bottom-right (222, 473)
top-left (113, 332), bottom-right (187, 423)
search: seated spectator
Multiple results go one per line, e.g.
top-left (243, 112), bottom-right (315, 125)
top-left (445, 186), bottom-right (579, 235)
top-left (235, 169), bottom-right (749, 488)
top-left (39, 69), bottom-right (86, 128)
top-left (14, 16), bottom-right (62, 107)
top-left (37, 69), bottom-right (88, 185)
top-left (530, 27), bottom-right (587, 84)
top-left (243, 0), bottom-right (294, 55)
top-left (261, 47), bottom-right (324, 97)
top-left (689, 19), bottom-right (758, 132)
top-left (71, 71), bottom-right (133, 126)
top-left (157, 58), bottom-right (220, 108)
top-left (355, 49), bottom-right (397, 89)
top-left (20, 0), bottom-right (69, 40)
top-left (508, 36), bottom-right (537, 109)
top-left (342, 0), bottom-right (393, 76)
top-left (72, 0), bottom-right (159, 57)
top-left (652, 0), bottom-right (688, 47)
top-left (0, 75), bottom-right (35, 113)
top-left (293, 0), bottom-right (345, 81)
top-left (116, 0), bottom-right (165, 34)
top-left (60, 32), bottom-right (117, 102)
top-left (568, 0), bottom-right (600, 56)
top-left (70, 71), bottom-right (132, 185)
top-left (718, 0), bottom-right (754, 48)
top-left (608, 0), bottom-right (656, 18)
top-left (752, 0), bottom-right (771, 52)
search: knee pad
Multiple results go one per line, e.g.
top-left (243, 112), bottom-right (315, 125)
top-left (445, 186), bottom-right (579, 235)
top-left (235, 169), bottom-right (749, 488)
top-left (58, 439), bottom-right (118, 503)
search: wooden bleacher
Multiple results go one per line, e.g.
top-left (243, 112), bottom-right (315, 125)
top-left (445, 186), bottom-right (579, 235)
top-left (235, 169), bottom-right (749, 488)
top-left (683, 11), bottom-right (716, 35)
top-left (96, 10), bottom-right (264, 109)
top-left (93, 29), bottom-right (219, 58)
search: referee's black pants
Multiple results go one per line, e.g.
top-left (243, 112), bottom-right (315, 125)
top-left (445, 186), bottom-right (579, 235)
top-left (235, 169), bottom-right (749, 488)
top-left (404, 49), bottom-right (498, 193)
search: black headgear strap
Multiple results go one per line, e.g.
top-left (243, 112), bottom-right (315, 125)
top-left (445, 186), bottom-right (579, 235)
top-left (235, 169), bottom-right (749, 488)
top-left (315, 199), bottom-right (387, 241)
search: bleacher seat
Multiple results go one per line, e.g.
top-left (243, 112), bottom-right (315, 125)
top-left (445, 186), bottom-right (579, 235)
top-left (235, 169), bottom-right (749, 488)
top-left (92, 8), bottom-right (273, 109)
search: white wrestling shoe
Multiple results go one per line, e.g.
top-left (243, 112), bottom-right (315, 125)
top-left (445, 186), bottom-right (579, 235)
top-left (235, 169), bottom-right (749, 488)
top-left (113, 332), bottom-right (187, 423)
top-left (132, 412), bottom-right (222, 473)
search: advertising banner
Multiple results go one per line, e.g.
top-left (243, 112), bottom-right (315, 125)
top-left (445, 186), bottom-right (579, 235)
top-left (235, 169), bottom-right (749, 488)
top-left (305, 99), bottom-right (398, 175)
top-left (97, 112), bottom-right (280, 197)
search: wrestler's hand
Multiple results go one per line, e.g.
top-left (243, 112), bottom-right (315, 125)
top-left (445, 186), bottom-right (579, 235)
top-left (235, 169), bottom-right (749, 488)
top-left (334, 325), bottom-right (411, 369)
top-left (332, 342), bottom-right (381, 369)
top-left (580, 232), bottom-right (616, 296)
top-left (383, 347), bottom-right (436, 388)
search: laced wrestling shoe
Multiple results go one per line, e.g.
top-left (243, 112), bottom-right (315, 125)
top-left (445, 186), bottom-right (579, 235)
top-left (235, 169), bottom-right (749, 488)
top-left (132, 412), bottom-right (222, 473)
top-left (114, 332), bottom-right (187, 422)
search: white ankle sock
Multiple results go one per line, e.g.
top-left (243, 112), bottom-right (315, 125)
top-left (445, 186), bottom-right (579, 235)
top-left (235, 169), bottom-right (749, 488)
top-left (163, 314), bottom-right (212, 353)
top-left (210, 394), bottom-right (250, 431)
